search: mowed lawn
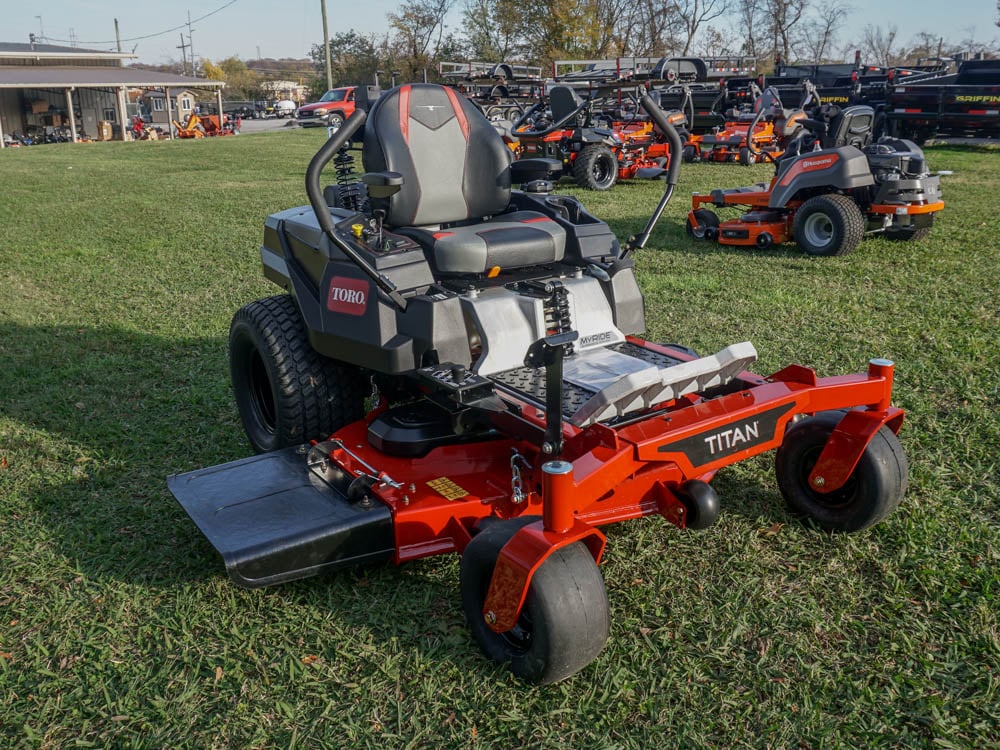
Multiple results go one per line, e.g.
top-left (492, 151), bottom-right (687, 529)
top-left (1, 128), bottom-right (997, 748)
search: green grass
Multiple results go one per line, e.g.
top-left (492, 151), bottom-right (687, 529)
top-left (1, 131), bottom-right (998, 748)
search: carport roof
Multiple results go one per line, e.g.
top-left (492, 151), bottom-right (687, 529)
top-left (0, 66), bottom-right (224, 89)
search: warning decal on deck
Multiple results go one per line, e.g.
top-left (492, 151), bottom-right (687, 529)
top-left (427, 477), bottom-right (469, 500)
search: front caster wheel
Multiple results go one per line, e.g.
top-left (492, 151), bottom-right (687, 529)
top-left (677, 479), bottom-right (720, 529)
top-left (686, 208), bottom-right (720, 240)
top-left (460, 518), bottom-right (609, 685)
top-left (775, 411), bottom-right (908, 532)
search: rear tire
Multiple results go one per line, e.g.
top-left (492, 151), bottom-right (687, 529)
top-left (775, 411), bottom-right (907, 532)
top-left (573, 144), bottom-right (618, 190)
top-left (460, 518), bottom-right (609, 685)
top-left (229, 295), bottom-right (368, 453)
top-left (793, 194), bottom-right (865, 256)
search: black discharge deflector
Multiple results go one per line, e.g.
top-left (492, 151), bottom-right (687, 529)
top-left (168, 446), bottom-right (394, 588)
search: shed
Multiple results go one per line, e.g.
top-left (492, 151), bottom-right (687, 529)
top-left (0, 41), bottom-right (224, 147)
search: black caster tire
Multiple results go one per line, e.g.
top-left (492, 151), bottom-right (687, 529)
top-left (460, 517), bottom-right (609, 685)
top-left (793, 194), bottom-right (865, 256)
top-left (775, 411), bottom-right (908, 532)
top-left (677, 480), bottom-right (720, 529)
top-left (229, 295), bottom-right (368, 453)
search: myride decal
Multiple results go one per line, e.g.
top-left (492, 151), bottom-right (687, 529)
top-left (327, 276), bottom-right (370, 316)
top-left (657, 403), bottom-right (795, 467)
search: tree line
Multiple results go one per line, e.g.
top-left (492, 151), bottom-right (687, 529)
top-left (143, 0), bottom-right (1000, 98)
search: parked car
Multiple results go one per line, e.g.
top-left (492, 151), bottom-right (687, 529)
top-left (273, 100), bottom-right (298, 118)
top-left (296, 86), bottom-right (357, 129)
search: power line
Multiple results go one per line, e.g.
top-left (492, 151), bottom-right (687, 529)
top-left (45, 0), bottom-right (239, 46)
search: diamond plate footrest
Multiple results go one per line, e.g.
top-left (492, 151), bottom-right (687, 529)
top-left (567, 341), bottom-right (758, 427)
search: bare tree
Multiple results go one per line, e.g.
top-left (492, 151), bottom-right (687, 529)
top-left (462, 0), bottom-right (530, 61)
top-left (764, 0), bottom-right (809, 62)
top-left (614, 0), bottom-right (682, 56)
top-left (796, 1), bottom-right (851, 61)
top-left (673, 0), bottom-right (731, 55)
top-left (860, 24), bottom-right (900, 66)
top-left (732, 0), bottom-right (764, 57)
top-left (388, 0), bottom-right (456, 75)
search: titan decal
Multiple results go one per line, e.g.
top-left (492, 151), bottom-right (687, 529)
top-left (657, 402), bottom-right (796, 466)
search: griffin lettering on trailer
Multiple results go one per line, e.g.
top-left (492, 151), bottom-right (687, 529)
top-left (327, 277), bottom-right (370, 316)
top-left (955, 95), bottom-right (1000, 103)
top-left (657, 403), bottom-right (795, 467)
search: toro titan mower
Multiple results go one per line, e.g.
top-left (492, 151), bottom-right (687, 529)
top-left (168, 83), bottom-right (909, 684)
top-left (687, 97), bottom-right (945, 255)
top-left (511, 84), bottom-right (688, 190)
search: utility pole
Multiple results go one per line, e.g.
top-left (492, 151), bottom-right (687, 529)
top-left (186, 11), bottom-right (197, 76)
top-left (177, 33), bottom-right (190, 75)
top-left (321, 0), bottom-right (333, 91)
top-left (114, 18), bottom-right (122, 53)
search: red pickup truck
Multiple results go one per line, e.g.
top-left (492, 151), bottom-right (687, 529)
top-left (295, 86), bottom-right (357, 129)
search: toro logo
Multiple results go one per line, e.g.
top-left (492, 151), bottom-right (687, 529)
top-left (327, 276), bottom-right (369, 316)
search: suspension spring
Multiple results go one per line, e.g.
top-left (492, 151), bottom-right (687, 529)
top-left (332, 146), bottom-right (367, 212)
top-left (543, 285), bottom-right (572, 339)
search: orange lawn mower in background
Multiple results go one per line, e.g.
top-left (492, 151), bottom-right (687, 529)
top-left (683, 82), bottom-right (819, 165)
top-left (686, 98), bottom-right (945, 255)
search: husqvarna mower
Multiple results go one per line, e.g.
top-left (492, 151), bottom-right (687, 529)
top-left (686, 97), bottom-right (944, 255)
top-left (168, 84), bottom-right (909, 684)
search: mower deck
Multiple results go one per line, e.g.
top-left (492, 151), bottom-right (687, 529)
top-left (171, 337), bottom-right (901, 592)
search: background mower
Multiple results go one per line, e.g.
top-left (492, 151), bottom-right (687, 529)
top-left (687, 98), bottom-right (945, 255)
top-left (168, 83), bottom-right (909, 684)
top-left (684, 82), bottom-right (817, 165)
top-left (512, 84), bottom-right (688, 190)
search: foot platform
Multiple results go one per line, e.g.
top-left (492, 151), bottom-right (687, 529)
top-left (491, 341), bottom-right (758, 427)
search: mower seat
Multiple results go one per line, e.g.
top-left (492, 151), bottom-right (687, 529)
top-left (549, 85), bottom-right (586, 123)
top-left (362, 83), bottom-right (566, 275)
top-left (822, 105), bottom-right (874, 150)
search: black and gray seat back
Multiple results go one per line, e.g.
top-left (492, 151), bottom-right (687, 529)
top-left (823, 105), bottom-right (874, 150)
top-left (549, 85), bottom-right (586, 123)
top-left (361, 83), bottom-right (566, 275)
top-left (362, 83), bottom-right (513, 226)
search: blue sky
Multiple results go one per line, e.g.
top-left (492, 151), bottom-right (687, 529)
top-left (5, 0), bottom-right (996, 65)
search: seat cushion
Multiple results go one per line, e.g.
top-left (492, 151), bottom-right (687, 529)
top-left (399, 211), bottom-right (566, 274)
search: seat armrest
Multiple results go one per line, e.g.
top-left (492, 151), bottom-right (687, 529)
top-left (510, 158), bottom-right (562, 184)
top-left (362, 171), bottom-right (404, 198)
